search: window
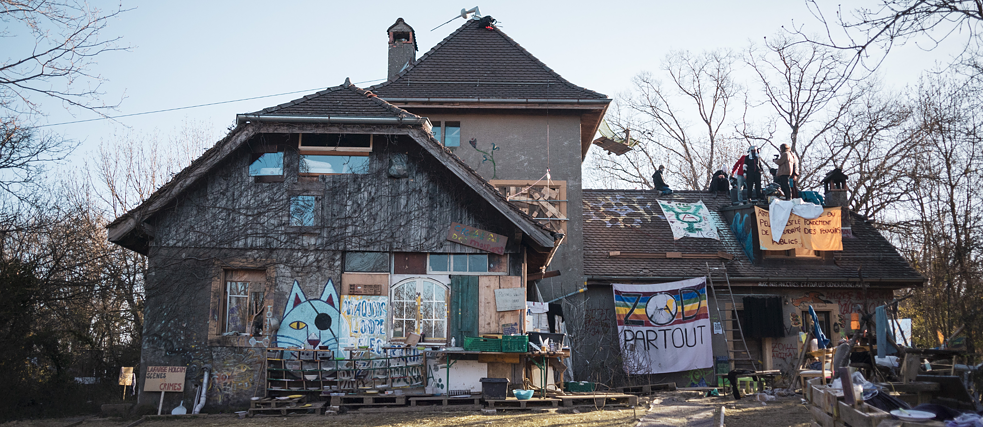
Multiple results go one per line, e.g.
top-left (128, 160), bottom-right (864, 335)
top-left (430, 121), bottom-right (460, 147)
top-left (249, 152), bottom-right (283, 176)
top-left (428, 253), bottom-right (507, 274)
top-left (290, 195), bottom-right (318, 226)
top-left (391, 278), bottom-right (448, 342)
top-left (299, 155), bottom-right (369, 175)
top-left (345, 252), bottom-right (390, 272)
top-left (223, 270), bottom-right (266, 334)
top-left (803, 310), bottom-right (832, 337)
top-left (299, 133), bottom-right (372, 152)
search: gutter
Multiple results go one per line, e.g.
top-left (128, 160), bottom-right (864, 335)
top-left (235, 114), bottom-right (431, 126)
top-left (381, 97), bottom-right (610, 104)
top-left (585, 276), bottom-right (926, 284)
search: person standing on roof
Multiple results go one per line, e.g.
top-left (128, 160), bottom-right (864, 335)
top-left (744, 146), bottom-right (764, 202)
top-left (652, 165), bottom-right (673, 196)
top-left (731, 150), bottom-right (748, 203)
top-left (775, 143), bottom-right (798, 200)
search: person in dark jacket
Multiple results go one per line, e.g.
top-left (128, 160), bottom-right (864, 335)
top-left (652, 165), bottom-right (672, 195)
top-left (744, 146), bottom-right (763, 201)
top-left (709, 169), bottom-right (729, 194)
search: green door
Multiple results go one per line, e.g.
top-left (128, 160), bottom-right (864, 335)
top-left (450, 275), bottom-right (478, 346)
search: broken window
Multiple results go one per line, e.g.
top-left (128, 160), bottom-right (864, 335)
top-left (289, 195), bottom-right (318, 226)
top-left (224, 270), bottom-right (267, 335)
top-left (492, 180), bottom-right (567, 233)
top-left (249, 152), bottom-right (283, 176)
top-left (391, 278), bottom-right (448, 342)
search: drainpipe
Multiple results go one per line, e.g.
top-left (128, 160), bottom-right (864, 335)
top-left (192, 368), bottom-right (209, 414)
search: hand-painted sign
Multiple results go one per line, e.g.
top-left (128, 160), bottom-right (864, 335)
top-left (657, 201), bottom-right (719, 240)
top-left (494, 287), bottom-right (525, 312)
top-left (613, 277), bottom-right (712, 374)
top-left (446, 222), bottom-right (507, 255)
top-left (143, 366), bottom-right (186, 392)
top-left (754, 206), bottom-right (842, 251)
top-left (119, 367), bottom-right (134, 386)
top-left (340, 295), bottom-right (389, 355)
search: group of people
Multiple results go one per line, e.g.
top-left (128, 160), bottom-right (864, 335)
top-left (652, 143), bottom-right (800, 202)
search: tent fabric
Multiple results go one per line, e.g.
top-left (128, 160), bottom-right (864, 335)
top-left (741, 296), bottom-right (785, 338)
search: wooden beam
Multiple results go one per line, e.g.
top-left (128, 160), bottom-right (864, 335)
top-left (527, 270), bottom-right (561, 281)
top-left (607, 251), bottom-right (735, 260)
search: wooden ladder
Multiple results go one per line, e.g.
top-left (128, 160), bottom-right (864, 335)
top-left (706, 262), bottom-right (757, 371)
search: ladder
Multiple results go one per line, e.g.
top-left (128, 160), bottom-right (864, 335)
top-left (706, 262), bottom-right (757, 372)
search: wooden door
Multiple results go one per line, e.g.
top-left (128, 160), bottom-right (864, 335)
top-left (450, 275), bottom-right (479, 345)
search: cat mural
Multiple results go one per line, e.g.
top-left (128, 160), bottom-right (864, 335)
top-left (274, 279), bottom-right (342, 354)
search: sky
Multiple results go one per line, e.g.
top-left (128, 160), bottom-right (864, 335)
top-left (12, 1), bottom-right (964, 173)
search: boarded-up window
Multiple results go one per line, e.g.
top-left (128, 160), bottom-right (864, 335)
top-left (492, 180), bottom-right (567, 233)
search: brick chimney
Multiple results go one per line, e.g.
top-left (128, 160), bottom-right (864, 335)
top-left (821, 168), bottom-right (852, 237)
top-left (387, 18), bottom-right (416, 81)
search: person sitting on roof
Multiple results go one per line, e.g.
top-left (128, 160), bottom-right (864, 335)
top-left (652, 165), bottom-right (673, 196)
top-left (709, 169), bottom-right (729, 194)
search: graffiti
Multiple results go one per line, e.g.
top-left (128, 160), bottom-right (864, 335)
top-left (731, 213), bottom-right (755, 262)
top-left (771, 342), bottom-right (798, 363)
top-left (340, 295), bottom-right (388, 356)
top-left (584, 308), bottom-right (614, 337)
top-left (584, 194), bottom-right (663, 228)
top-left (274, 279), bottom-right (342, 354)
top-left (209, 347), bottom-right (262, 404)
top-left (792, 292), bottom-right (833, 307)
top-left (683, 368), bottom-right (713, 387)
top-left (789, 312), bottom-right (802, 328)
top-left (469, 138), bottom-right (500, 179)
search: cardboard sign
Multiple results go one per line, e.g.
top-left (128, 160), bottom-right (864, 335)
top-left (144, 366), bottom-right (186, 392)
top-left (446, 222), bottom-right (507, 255)
top-left (755, 206), bottom-right (843, 251)
top-left (119, 367), bottom-right (134, 386)
top-left (494, 287), bottom-right (525, 311)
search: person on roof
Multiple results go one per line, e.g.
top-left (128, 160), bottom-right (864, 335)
top-left (775, 144), bottom-right (799, 201)
top-left (744, 146), bottom-right (764, 202)
top-left (652, 165), bottom-right (672, 196)
top-left (731, 150), bottom-right (748, 203)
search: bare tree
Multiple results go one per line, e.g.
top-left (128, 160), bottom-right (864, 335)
top-left (747, 33), bottom-right (856, 186)
top-left (592, 50), bottom-right (743, 190)
top-left (1, 0), bottom-right (126, 115)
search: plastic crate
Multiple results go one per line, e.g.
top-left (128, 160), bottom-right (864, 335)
top-left (565, 381), bottom-right (596, 392)
top-left (502, 335), bottom-right (529, 353)
top-left (463, 336), bottom-right (501, 352)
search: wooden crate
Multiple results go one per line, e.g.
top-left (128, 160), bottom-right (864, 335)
top-left (836, 401), bottom-right (890, 427)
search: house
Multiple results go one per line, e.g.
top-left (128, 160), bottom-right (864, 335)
top-left (108, 15), bottom-right (608, 409)
top-left (581, 186), bottom-right (923, 387)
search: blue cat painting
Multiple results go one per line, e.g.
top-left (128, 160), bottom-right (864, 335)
top-left (274, 279), bottom-right (342, 353)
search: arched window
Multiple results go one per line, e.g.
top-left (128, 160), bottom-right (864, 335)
top-left (391, 278), bottom-right (449, 342)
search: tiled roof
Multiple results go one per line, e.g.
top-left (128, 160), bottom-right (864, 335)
top-left (250, 78), bottom-right (420, 119)
top-left (583, 190), bottom-right (923, 285)
top-left (370, 17), bottom-right (607, 100)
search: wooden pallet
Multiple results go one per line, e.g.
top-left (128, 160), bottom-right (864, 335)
top-left (557, 393), bottom-right (637, 407)
top-left (410, 396), bottom-right (482, 406)
top-left (610, 383), bottom-right (676, 395)
top-left (485, 397), bottom-right (559, 409)
top-left (248, 398), bottom-right (324, 416)
top-left (328, 394), bottom-right (407, 407)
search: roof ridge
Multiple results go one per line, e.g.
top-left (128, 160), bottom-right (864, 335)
top-left (257, 85), bottom-right (345, 115)
top-left (344, 80), bottom-right (420, 119)
top-left (369, 18), bottom-right (607, 99)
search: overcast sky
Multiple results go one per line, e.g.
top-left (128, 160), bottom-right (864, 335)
top-left (21, 1), bottom-right (962, 171)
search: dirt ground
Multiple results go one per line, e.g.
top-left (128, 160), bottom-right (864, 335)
top-left (1, 391), bottom-right (813, 426)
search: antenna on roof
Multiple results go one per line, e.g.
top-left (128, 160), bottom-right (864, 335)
top-left (431, 6), bottom-right (481, 31)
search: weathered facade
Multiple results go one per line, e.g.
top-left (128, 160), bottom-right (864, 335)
top-left (581, 189), bottom-right (923, 387)
top-left (109, 81), bottom-right (563, 409)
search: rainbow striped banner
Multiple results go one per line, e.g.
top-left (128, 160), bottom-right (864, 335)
top-left (613, 277), bottom-right (713, 374)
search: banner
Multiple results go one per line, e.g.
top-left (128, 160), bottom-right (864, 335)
top-left (613, 277), bottom-right (712, 374)
top-left (755, 206), bottom-right (842, 251)
top-left (657, 201), bottom-right (719, 240)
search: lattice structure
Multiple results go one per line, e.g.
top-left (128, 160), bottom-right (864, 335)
top-left (492, 180), bottom-right (567, 233)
